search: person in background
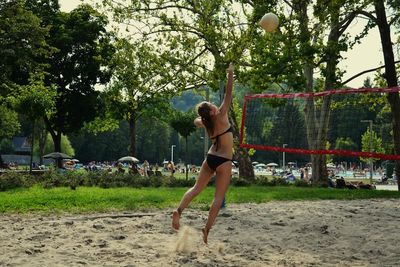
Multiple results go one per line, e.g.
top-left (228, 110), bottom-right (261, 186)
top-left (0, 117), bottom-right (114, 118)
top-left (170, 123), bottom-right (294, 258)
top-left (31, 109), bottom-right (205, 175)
top-left (143, 160), bottom-right (150, 177)
top-left (167, 160), bottom-right (175, 176)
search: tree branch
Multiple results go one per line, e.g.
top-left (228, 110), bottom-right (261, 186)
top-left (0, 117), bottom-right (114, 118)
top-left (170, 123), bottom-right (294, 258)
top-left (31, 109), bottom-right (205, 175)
top-left (341, 60), bottom-right (400, 86)
top-left (338, 12), bottom-right (356, 36)
top-left (389, 16), bottom-right (399, 26)
top-left (355, 10), bottom-right (377, 23)
top-left (282, 0), bottom-right (293, 9)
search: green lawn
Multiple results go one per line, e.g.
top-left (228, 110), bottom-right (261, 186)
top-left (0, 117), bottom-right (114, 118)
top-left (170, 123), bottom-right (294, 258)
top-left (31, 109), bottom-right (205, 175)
top-left (0, 185), bottom-right (399, 214)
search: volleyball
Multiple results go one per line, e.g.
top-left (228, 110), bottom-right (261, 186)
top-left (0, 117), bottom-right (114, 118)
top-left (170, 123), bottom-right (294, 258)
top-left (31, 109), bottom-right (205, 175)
top-left (259, 13), bottom-right (279, 33)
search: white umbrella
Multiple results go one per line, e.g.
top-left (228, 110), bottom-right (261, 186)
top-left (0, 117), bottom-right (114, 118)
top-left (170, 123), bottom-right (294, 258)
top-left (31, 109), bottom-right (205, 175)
top-left (118, 156), bottom-right (139, 163)
top-left (252, 161), bottom-right (259, 165)
top-left (255, 163), bottom-right (267, 168)
top-left (266, 163), bottom-right (278, 167)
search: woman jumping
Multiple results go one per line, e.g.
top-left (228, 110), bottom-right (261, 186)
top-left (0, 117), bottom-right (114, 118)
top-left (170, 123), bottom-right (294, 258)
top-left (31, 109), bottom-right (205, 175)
top-left (172, 63), bottom-right (235, 244)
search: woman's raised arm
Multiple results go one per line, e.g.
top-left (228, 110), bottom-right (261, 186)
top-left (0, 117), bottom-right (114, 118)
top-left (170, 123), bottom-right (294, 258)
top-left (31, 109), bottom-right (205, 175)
top-left (219, 63), bottom-right (234, 115)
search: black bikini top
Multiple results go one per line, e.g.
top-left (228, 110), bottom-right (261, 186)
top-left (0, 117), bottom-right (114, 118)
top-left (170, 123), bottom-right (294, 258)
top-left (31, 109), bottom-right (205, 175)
top-left (211, 126), bottom-right (233, 151)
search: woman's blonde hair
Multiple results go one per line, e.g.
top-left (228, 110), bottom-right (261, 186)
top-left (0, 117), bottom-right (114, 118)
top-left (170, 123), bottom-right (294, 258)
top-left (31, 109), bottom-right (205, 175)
top-left (196, 101), bottom-right (214, 136)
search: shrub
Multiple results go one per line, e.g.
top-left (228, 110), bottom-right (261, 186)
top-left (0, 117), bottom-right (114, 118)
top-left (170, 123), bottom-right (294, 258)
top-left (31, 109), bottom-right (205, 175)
top-left (149, 175), bottom-right (163, 187)
top-left (82, 171), bottom-right (102, 187)
top-left (41, 170), bottom-right (69, 189)
top-left (64, 171), bottom-right (84, 190)
top-left (255, 176), bottom-right (270, 186)
top-left (162, 175), bottom-right (195, 187)
top-left (294, 179), bottom-right (311, 187)
top-left (0, 172), bottom-right (27, 191)
top-left (231, 176), bottom-right (251, 186)
top-left (268, 177), bottom-right (289, 186)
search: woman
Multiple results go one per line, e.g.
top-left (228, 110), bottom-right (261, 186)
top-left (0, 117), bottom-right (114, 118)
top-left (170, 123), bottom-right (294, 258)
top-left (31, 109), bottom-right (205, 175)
top-left (172, 63), bottom-right (234, 244)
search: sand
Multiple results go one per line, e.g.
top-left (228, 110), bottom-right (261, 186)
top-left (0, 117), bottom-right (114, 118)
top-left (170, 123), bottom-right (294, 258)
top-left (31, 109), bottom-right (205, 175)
top-left (1, 199), bottom-right (399, 267)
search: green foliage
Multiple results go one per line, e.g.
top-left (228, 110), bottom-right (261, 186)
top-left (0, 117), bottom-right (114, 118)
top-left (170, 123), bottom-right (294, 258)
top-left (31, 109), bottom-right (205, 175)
top-left (231, 176), bottom-right (251, 186)
top-left (170, 110), bottom-right (197, 139)
top-left (14, 77), bottom-right (56, 120)
top-left (0, 0), bottom-right (51, 91)
top-left (41, 170), bottom-right (70, 189)
top-left (0, 105), bottom-right (20, 140)
top-left (70, 121), bottom-right (130, 162)
top-left (105, 39), bottom-right (175, 121)
top-left (43, 133), bottom-right (75, 157)
top-left (0, 170), bottom-right (199, 192)
top-left (83, 117), bottom-right (121, 135)
top-left (136, 119), bottom-right (171, 164)
top-left (360, 128), bottom-right (385, 163)
top-left (101, 38), bottom-right (177, 157)
top-left (329, 93), bottom-right (382, 151)
top-left (0, 139), bottom-right (14, 154)
top-left (0, 172), bottom-right (33, 191)
top-left (258, 176), bottom-right (289, 186)
top-left (162, 175), bottom-right (196, 187)
top-left (333, 137), bottom-right (358, 162)
top-left (23, 2), bottom-right (116, 151)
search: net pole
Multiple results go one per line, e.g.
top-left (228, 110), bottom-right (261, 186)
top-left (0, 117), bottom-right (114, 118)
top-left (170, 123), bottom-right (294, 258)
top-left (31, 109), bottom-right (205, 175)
top-left (369, 121), bottom-right (373, 184)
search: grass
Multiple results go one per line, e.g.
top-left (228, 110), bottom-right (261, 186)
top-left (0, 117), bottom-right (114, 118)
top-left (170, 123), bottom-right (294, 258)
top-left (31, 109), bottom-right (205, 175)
top-left (0, 185), bottom-right (399, 214)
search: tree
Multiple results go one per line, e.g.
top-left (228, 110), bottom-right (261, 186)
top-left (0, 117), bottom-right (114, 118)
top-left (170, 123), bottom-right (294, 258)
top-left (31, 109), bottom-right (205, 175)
top-left (0, 106), bottom-right (20, 167)
top-left (14, 78), bottom-right (55, 171)
top-left (136, 119), bottom-right (172, 165)
top-left (69, 121), bottom-right (130, 162)
top-left (360, 128), bottom-right (385, 164)
top-left (102, 39), bottom-right (176, 157)
top-left (101, 0), bottom-right (257, 180)
top-left (170, 110), bottom-right (197, 179)
top-left (0, 0), bottom-right (51, 91)
top-left (247, 0), bottom-right (375, 184)
top-left (0, 0), bottom-right (51, 167)
top-left (25, 2), bottom-right (115, 153)
top-left (372, 0), bottom-right (400, 190)
top-left (334, 137), bottom-right (358, 163)
top-left (42, 133), bottom-right (75, 157)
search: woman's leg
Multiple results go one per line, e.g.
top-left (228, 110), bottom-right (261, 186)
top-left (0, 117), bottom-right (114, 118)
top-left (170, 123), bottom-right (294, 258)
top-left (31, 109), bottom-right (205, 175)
top-left (172, 159), bottom-right (214, 230)
top-left (202, 161), bottom-right (232, 243)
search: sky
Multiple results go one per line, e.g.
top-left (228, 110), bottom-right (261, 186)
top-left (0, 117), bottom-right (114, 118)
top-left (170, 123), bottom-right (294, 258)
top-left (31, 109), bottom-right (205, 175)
top-left (59, 0), bottom-right (392, 88)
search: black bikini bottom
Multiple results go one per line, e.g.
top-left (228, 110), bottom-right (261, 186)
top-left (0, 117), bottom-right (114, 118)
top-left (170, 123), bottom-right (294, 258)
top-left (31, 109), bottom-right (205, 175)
top-left (206, 154), bottom-right (232, 171)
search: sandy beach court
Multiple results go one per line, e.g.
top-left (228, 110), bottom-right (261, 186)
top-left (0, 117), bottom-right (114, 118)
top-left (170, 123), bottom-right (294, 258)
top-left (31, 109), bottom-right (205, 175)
top-left (1, 199), bottom-right (399, 266)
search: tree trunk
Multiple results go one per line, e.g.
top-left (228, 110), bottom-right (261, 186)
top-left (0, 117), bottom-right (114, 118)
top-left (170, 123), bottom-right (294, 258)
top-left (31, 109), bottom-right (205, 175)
top-left (230, 108), bottom-right (254, 180)
top-left (43, 116), bottom-right (62, 168)
top-left (38, 122), bottom-right (47, 165)
top-left (49, 130), bottom-right (61, 167)
top-left (129, 116), bottom-right (137, 157)
top-left (296, 0), bottom-right (322, 184)
top-left (54, 133), bottom-right (62, 168)
top-left (29, 120), bottom-right (35, 174)
top-left (0, 154), bottom-right (4, 168)
top-left (313, 7), bottom-right (341, 185)
top-left (185, 137), bottom-right (189, 180)
top-left (374, 0), bottom-right (400, 191)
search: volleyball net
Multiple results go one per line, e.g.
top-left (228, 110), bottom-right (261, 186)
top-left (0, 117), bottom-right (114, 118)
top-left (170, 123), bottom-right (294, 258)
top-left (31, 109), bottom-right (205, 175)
top-left (240, 86), bottom-right (400, 161)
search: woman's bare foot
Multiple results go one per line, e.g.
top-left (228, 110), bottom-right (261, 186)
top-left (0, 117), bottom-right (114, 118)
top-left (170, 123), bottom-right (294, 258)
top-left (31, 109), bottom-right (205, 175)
top-left (202, 227), bottom-right (210, 244)
top-left (172, 210), bottom-right (180, 230)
